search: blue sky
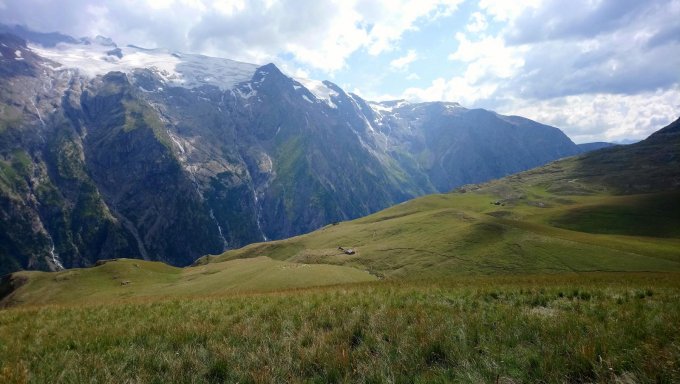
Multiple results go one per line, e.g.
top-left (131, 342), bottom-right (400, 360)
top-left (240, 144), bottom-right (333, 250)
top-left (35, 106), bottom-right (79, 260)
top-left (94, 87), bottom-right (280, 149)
top-left (318, 0), bottom-right (490, 98)
top-left (1, 0), bottom-right (679, 143)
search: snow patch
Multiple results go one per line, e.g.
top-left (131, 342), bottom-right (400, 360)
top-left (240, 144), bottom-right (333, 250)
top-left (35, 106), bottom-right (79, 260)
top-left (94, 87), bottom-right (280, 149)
top-left (14, 49), bottom-right (21, 57)
top-left (295, 78), bottom-right (338, 108)
top-left (302, 94), bottom-right (313, 104)
top-left (235, 83), bottom-right (257, 99)
top-left (29, 41), bottom-right (258, 91)
top-left (444, 102), bottom-right (464, 112)
top-left (368, 100), bottom-right (410, 114)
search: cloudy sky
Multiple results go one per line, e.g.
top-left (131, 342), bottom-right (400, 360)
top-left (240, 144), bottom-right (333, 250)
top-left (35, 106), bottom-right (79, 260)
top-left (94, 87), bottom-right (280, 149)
top-left (1, 0), bottom-right (679, 143)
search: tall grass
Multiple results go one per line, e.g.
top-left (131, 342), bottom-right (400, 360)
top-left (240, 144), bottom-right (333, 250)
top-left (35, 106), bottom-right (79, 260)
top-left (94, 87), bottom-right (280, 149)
top-left (1, 273), bottom-right (679, 383)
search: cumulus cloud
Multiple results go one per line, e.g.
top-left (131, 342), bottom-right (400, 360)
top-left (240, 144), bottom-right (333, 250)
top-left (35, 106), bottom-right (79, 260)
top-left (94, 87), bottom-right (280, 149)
top-left (448, 33), bottom-right (526, 82)
top-left (1, 0), bottom-right (678, 141)
top-left (504, 0), bottom-right (667, 44)
top-left (502, 87), bottom-right (680, 143)
top-left (465, 12), bottom-right (487, 33)
top-left (0, 0), bottom-right (463, 72)
top-left (477, 0), bottom-right (541, 22)
top-left (401, 0), bottom-right (680, 141)
top-left (389, 49), bottom-right (418, 70)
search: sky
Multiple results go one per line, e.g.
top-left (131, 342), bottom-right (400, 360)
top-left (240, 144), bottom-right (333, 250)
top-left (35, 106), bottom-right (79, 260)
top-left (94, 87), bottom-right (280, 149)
top-left (1, 0), bottom-right (679, 143)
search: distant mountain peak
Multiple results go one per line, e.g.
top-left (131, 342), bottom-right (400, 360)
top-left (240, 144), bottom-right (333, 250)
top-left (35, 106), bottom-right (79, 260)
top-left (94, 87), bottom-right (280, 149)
top-left (0, 26), bottom-right (588, 274)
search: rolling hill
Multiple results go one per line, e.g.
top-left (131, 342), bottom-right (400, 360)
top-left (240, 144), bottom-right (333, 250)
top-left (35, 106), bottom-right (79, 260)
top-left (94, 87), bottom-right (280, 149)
top-left (2, 118), bottom-right (678, 307)
top-left (0, 119), bottom-right (678, 383)
top-left (196, 117), bottom-right (680, 278)
top-left (0, 257), bottom-right (375, 308)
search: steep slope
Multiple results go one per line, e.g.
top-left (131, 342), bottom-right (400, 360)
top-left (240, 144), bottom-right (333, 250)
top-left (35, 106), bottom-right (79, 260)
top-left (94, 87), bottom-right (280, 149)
top-left (204, 118), bottom-right (680, 278)
top-left (361, 101), bottom-right (580, 191)
top-left (2, 119), bottom-right (678, 307)
top-left (0, 30), bottom-right (582, 272)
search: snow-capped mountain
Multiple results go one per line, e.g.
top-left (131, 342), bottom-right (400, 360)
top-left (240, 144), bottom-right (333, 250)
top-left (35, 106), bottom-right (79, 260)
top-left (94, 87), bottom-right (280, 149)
top-left (0, 28), bottom-right (581, 273)
top-left (30, 37), bottom-right (259, 90)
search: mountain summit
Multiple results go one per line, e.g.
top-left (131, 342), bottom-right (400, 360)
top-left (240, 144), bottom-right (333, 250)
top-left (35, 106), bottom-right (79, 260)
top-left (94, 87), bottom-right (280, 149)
top-left (0, 30), bottom-right (582, 273)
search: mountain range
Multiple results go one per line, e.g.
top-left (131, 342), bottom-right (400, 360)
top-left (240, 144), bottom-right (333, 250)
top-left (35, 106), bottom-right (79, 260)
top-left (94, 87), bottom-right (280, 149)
top-left (1, 27), bottom-right (606, 274)
top-left (204, 116), bottom-right (680, 278)
top-left (2, 115), bottom-right (678, 308)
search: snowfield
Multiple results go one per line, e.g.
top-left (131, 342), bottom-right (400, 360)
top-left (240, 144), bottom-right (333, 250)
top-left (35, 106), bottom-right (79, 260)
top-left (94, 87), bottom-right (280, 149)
top-left (30, 40), bottom-right (259, 91)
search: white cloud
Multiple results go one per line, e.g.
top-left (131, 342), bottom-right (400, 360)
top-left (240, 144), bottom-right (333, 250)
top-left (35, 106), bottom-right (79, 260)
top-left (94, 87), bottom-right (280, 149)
top-left (0, 0), bottom-right (464, 72)
top-left (213, 0), bottom-right (247, 15)
top-left (360, 0), bottom-right (464, 55)
top-left (501, 87), bottom-right (680, 143)
top-left (394, 0), bottom-right (680, 141)
top-left (448, 33), bottom-right (526, 81)
top-left (3, 0), bottom-right (678, 142)
top-left (401, 76), bottom-right (499, 106)
top-left (390, 49), bottom-right (418, 70)
top-left (478, 0), bottom-right (542, 22)
top-left (146, 0), bottom-right (175, 9)
top-left (466, 12), bottom-right (487, 33)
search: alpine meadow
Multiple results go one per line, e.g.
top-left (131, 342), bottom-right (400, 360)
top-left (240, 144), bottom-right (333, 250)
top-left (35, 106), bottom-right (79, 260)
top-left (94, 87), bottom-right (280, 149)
top-left (1, 1), bottom-right (680, 383)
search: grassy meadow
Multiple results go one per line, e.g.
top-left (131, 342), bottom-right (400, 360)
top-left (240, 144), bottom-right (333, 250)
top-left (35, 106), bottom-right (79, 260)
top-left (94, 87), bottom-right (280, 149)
top-left (1, 257), bottom-right (376, 308)
top-left (1, 273), bottom-right (679, 383)
top-left (203, 187), bottom-right (680, 279)
top-left (1, 128), bottom-right (679, 382)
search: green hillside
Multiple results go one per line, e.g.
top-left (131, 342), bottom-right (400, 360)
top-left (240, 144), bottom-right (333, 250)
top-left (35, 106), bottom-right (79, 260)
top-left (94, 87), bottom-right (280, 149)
top-left (3, 119), bottom-right (679, 306)
top-left (1, 257), bottom-right (375, 308)
top-left (201, 118), bottom-right (680, 278)
top-left (1, 119), bottom-right (679, 383)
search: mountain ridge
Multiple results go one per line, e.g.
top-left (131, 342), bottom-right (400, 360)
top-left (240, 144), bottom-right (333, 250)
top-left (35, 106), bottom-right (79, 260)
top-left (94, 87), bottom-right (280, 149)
top-left (0, 29), bottom-right (586, 273)
top-left (202, 117), bottom-right (680, 278)
top-left (2, 117), bottom-right (678, 309)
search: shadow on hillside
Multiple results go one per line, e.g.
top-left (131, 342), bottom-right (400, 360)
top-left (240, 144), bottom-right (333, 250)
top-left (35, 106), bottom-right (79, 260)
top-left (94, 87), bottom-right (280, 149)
top-left (572, 123), bottom-right (680, 194)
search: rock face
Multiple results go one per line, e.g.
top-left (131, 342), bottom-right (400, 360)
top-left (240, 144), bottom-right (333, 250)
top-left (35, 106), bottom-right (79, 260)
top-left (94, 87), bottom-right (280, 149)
top-left (363, 101), bottom-right (581, 192)
top-left (0, 31), bottom-right (582, 273)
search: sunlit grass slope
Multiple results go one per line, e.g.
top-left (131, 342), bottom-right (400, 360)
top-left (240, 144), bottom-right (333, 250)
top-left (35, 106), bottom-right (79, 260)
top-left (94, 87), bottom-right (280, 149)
top-left (0, 120), bottom-right (678, 383)
top-left (1, 257), bottom-right (375, 308)
top-left (1, 273), bottom-right (679, 383)
top-left (204, 119), bottom-right (680, 277)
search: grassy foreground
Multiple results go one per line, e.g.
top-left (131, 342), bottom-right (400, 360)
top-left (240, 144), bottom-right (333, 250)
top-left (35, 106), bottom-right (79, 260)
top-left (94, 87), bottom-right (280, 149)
top-left (1, 273), bottom-right (679, 383)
